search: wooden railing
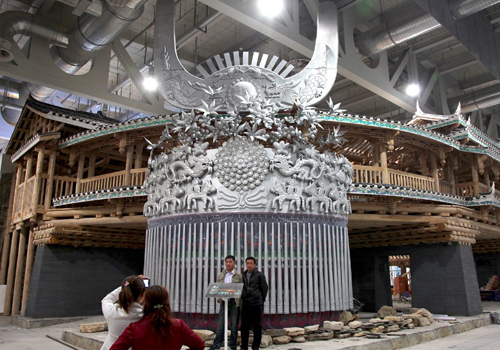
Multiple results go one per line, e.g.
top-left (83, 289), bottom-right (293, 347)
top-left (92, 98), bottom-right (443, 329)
top-left (388, 169), bottom-right (435, 191)
top-left (456, 182), bottom-right (490, 197)
top-left (353, 165), bottom-right (383, 184)
top-left (52, 176), bottom-right (77, 198)
top-left (80, 168), bottom-right (147, 193)
top-left (439, 180), bottom-right (454, 196)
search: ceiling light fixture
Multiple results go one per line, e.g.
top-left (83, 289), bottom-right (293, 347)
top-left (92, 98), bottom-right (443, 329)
top-left (144, 76), bottom-right (158, 91)
top-left (258, 0), bottom-right (284, 17)
top-left (405, 83), bottom-right (420, 97)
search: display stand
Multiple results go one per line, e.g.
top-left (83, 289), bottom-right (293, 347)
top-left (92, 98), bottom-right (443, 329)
top-left (206, 282), bottom-right (244, 350)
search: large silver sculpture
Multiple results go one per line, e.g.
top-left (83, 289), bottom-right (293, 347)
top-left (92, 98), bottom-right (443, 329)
top-left (144, 0), bottom-right (353, 326)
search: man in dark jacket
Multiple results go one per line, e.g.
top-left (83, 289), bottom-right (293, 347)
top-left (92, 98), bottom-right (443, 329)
top-left (241, 257), bottom-right (268, 350)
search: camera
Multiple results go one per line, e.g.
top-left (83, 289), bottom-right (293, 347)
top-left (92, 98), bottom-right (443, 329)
top-left (143, 278), bottom-right (150, 287)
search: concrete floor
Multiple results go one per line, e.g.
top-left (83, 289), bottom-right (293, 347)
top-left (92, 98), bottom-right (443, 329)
top-left (0, 303), bottom-right (498, 350)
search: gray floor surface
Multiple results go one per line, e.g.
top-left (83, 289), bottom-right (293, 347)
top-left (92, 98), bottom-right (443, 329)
top-left (0, 302), bottom-right (499, 350)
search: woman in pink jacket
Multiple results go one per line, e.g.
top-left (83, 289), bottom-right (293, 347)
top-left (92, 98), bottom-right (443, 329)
top-left (110, 285), bottom-right (205, 350)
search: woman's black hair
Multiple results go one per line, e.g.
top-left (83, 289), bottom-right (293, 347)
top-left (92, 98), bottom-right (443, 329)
top-left (118, 276), bottom-right (145, 313)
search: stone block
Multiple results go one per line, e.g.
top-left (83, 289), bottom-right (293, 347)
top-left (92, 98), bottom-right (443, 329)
top-left (369, 318), bottom-right (383, 323)
top-left (304, 324), bottom-right (319, 332)
top-left (292, 336), bottom-right (306, 343)
top-left (264, 329), bottom-right (285, 337)
top-left (340, 310), bottom-right (354, 325)
top-left (384, 316), bottom-right (403, 322)
top-left (353, 331), bottom-right (367, 337)
top-left (323, 321), bottom-right (343, 331)
top-left (273, 335), bottom-right (292, 344)
top-left (260, 335), bottom-right (273, 348)
top-left (284, 327), bottom-right (305, 336)
top-left (417, 308), bottom-right (434, 323)
top-left (377, 305), bottom-right (397, 318)
top-left (384, 324), bottom-right (400, 332)
top-left (415, 317), bottom-right (431, 327)
top-left (348, 321), bottom-right (363, 329)
top-left (371, 326), bottom-right (385, 333)
top-left (193, 329), bottom-right (215, 341)
top-left (79, 322), bottom-right (108, 333)
top-left (304, 331), bottom-right (333, 341)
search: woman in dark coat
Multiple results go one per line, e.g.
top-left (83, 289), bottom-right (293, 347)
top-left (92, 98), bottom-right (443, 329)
top-left (110, 285), bottom-right (205, 350)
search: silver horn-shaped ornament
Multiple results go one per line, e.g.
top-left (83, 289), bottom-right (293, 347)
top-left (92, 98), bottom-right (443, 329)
top-left (154, 0), bottom-right (338, 111)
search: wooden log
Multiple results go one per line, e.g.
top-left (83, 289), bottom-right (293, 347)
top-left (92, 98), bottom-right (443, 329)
top-left (48, 215), bottom-right (148, 227)
top-left (12, 227), bottom-right (28, 315)
top-left (44, 151), bottom-right (57, 210)
top-left (21, 229), bottom-right (36, 314)
top-left (31, 149), bottom-right (45, 220)
top-left (0, 231), bottom-right (11, 284)
top-left (124, 144), bottom-right (134, 186)
top-left (75, 153), bottom-right (85, 193)
top-left (3, 230), bottom-right (20, 316)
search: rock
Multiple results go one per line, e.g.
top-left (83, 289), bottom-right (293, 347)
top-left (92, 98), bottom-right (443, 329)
top-left (193, 330), bottom-right (215, 341)
top-left (354, 331), bottom-right (367, 337)
top-left (340, 310), bottom-right (354, 325)
top-left (407, 323), bottom-right (415, 329)
top-left (205, 340), bottom-right (213, 347)
top-left (284, 327), bottom-right (305, 337)
top-left (403, 313), bottom-right (423, 319)
top-left (415, 317), bottom-right (431, 327)
top-left (335, 333), bottom-right (351, 339)
top-left (403, 318), bottom-right (413, 325)
top-left (79, 322), bottom-right (108, 333)
top-left (348, 321), bottom-right (363, 329)
top-left (261, 335), bottom-right (273, 348)
top-left (384, 324), bottom-right (400, 332)
top-left (264, 329), bottom-right (285, 337)
top-left (292, 336), bottom-right (306, 343)
top-left (273, 335), bottom-right (292, 345)
top-left (305, 331), bottom-right (334, 341)
top-left (417, 308), bottom-right (434, 323)
top-left (323, 321), bottom-right (343, 331)
top-left (371, 326), bottom-right (385, 333)
top-left (384, 316), bottom-right (403, 322)
top-left (378, 305), bottom-right (397, 318)
top-left (304, 324), bottom-right (319, 332)
top-left (370, 318), bottom-right (383, 323)
top-left (343, 325), bottom-right (351, 331)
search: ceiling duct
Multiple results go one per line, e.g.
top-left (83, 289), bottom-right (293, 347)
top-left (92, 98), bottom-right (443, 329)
top-left (1, 0), bottom-right (148, 125)
top-left (450, 84), bottom-right (500, 113)
top-left (449, 0), bottom-right (500, 20)
top-left (355, 0), bottom-right (500, 57)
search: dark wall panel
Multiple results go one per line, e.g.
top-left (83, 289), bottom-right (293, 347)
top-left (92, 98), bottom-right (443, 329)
top-left (26, 245), bottom-right (144, 318)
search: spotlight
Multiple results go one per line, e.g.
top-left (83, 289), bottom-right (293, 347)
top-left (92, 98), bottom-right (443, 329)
top-left (144, 76), bottom-right (158, 91)
top-left (405, 83), bottom-right (420, 97)
top-left (258, 0), bottom-right (284, 17)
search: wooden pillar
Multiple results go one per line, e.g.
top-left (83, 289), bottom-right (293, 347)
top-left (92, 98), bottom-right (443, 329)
top-left (471, 162), bottom-right (480, 196)
top-left (12, 226), bottom-right (28, 315)
top-left (0, 231), bottom-right (11, 284)
top-left (448, 160), bottom-right (457, 196)
top-left (134, 143), bottom-right (143, 169)
top-left (31, 149), bottom-right (45, 218)
top-left (484, 170), bottom-right (491, 188)
top-left (430, 153), bottom-right (440, 192)
top-left (44, 151), bottom-right (57, 210)
top-left (21, 229), bottom-right (36, 315)
top-left (379, 141), bottom-right (389, 184)
top-left (3, 229), bottom-right (19, 316)
top-left (371, 140), bottom-right (380, 166)
top-left (25, 156), bottom-right (33, 180)
top-left (125, 144), bottom-right (134, 186)
top-left (420, 153), bottom-right (428, 176)
top-left (88, 153), bottom-right (97, 178)
top-left (75, 153), bottom-right (85, 193)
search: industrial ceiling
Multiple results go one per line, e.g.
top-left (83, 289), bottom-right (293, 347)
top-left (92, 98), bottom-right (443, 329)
top-left (1, 0), bottom-right (500, 141)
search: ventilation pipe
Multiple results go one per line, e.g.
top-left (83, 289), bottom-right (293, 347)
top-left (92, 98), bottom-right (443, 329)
top-left (355, 0), bottom-right (500, 57)
top-left (1, 0), bottom-right (148, 125)
top-left (449, 0), bottom-right (500, 20)
top-left (0, 79), bottom-right (20, 99)
top-left (449, 84), bottom-right (500, 113)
